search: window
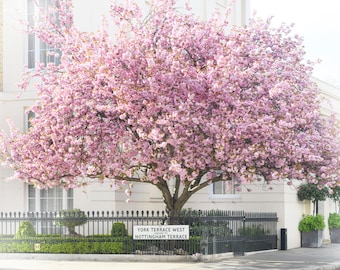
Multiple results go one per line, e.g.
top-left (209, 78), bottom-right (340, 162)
top-left (27, 185), bottom-right (73, 233)
top-left (27, 0), bottom-right (61, 68)
top-left (28, 185), bottom-right (73, 212)
top-left (24, 109), bottom-right (35, 131)
top-left (210, 178), bottom-right (241, 199)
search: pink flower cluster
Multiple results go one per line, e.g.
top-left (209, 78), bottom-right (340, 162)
top-left (1, 0), bottom-right (339, 198)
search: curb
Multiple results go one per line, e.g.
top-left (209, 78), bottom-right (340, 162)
top-left (0, 252), bottom-right (232, 263)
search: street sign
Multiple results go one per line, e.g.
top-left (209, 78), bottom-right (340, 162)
top-left (133, 225), bottom-right (189, 240)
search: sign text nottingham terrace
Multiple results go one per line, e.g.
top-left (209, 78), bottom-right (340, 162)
top-left (133, 225), bottom-right (189, 240)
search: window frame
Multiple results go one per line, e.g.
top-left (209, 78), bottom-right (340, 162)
top-left (210, 178), bottom-right (241, 199)
top-left (26, 0), bottom-right (61, 69)
top-left (27, 185), bottom-right (74, 213)
top-left (27, 184), bottom-right (74, 234)
top-left (24, 107), bottom-right (35, 131)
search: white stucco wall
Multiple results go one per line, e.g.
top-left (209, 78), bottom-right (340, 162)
top-left (313, 77), bottom-right (340, 117)
top-left (2, 1), bottom-right (25, 94)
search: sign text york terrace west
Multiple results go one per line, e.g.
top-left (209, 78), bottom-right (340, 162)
top-left (133, 225), bottom-right (190, 240)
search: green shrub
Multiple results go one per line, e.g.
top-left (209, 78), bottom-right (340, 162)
top-left (180, 209), bottom-right (233, 238)
top-left (298, 214), bottom-right (325, 232)
top-left (238, 224), bottom-right (270, 237)
top-left (187, 236), bottom-right (201, 254)
top-left (0, 235), bottom-right (131, 254)
top-left (111, 222), bottom-right (128, 237)
top-left (35, 234), bottom-right (61, 238)
top-left (328, 213), bottom-right (340, 229)
top-left (91, 241), bottom-right (125, 254)
top-left (55, 209), bottom-right (87, 235)
top-left (0, 233), bottom-right (200, 255)
top-left (0, 241), bottom-right (35, 253)
top-left (15, 221), bottom-right (36, 238)
top-left (47, 241), bottom-right (92, 254)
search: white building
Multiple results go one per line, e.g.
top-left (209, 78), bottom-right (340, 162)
top-left (0, 0), bottom-right (339, 249)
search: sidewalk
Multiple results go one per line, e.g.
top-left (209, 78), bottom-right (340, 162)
top-left (222, 244), bottom-right (340, 269)
top-left (0, 244), bottom-right (340, 270)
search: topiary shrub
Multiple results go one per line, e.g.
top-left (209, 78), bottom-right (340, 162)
top-left (15, 221), bottom-right (36, 238)
top-left (55, 209), bottom-right (87, 235)
top-left (297, 183), bottom-right (328, 215)
top-left (111, 222), bottom-right (128, 237)
top-left (298, 214), bottom-right (325, 232)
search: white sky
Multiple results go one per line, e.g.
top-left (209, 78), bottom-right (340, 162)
top-left (250, 0), bottom-right (340, 88)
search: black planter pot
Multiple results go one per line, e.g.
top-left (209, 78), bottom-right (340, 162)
top-left (301, 230), bottom-right (323, 248)
top-left (330, 228), bottom-right (340, 243)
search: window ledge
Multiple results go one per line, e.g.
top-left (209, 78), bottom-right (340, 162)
top-left (209, 194), bottom-right (241, 200)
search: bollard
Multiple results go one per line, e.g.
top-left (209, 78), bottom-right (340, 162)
top-left (280, 228), bottom-right (287, 250)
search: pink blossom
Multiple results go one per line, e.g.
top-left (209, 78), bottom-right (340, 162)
top-left (0, 0), bottom-right (339, 212)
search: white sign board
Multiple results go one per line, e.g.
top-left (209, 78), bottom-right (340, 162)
top-left (133, 225), bottom-right (190, 240)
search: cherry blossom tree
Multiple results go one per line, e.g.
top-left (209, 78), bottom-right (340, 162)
top-left (1, 0), bottom-right (339, 216)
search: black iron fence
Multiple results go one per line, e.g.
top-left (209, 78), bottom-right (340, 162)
top-left (0, 210), bottom-right (278, 255)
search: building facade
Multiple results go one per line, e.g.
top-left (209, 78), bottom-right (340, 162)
top-left (0, 0), bottom-right (339, 249)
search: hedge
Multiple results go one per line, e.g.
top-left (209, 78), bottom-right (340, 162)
top-left (0, 236), bottom-right (131, 254)
top-left (0, 235), bottom-right (200, 254)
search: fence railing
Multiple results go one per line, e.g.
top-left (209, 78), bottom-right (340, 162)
top-left (0, 210), bottom-right (278, 255)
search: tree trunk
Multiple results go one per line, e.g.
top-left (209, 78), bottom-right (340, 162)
top-left (315, 200), bottom-right (319, 215)
top-left (155, 178), bottom-right (194, 225)
top-left (163, 193), bottom-right (189, 225)
top-left (154, 174), bottom-right (225, 224)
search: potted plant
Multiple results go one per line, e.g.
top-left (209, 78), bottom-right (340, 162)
top-left (328, 213), bottom-right (340, 243)
top-left (55, 209), bottom-right (88, 236)
top-left (298, 214), bottom-right (325, 248)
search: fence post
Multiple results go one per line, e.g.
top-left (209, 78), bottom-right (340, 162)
top-left (201, 237), bottom-right (208, 255)
top-left (234, 215), bottom-right (246, 256)
top-left (213, 235), bottom-right (217, 254)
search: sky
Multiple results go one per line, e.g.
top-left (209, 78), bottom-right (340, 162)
top-left (250, 0), bottom-right (340, 88)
